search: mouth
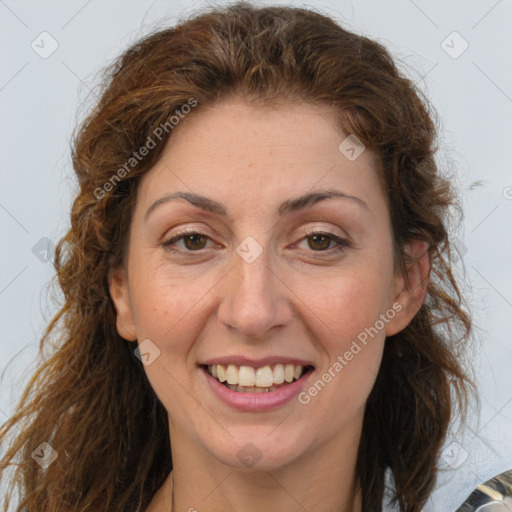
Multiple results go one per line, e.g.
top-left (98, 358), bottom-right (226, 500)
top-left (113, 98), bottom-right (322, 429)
top-left (201, 363), bottom-right (315, 393)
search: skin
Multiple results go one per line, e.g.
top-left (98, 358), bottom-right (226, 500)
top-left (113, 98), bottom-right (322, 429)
top-left (109, 97), bottom-right (429, 511)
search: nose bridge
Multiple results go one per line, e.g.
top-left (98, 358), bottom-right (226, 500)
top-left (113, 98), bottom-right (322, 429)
top-left (217, 239), bottom-right (292, 338)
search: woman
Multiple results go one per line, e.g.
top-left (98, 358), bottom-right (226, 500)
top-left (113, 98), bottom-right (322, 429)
top-left (0, 2), bottom-right (474, 511)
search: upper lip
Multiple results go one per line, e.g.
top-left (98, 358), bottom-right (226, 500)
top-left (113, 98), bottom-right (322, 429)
top-left (200, 356), bottom-right (315, 368)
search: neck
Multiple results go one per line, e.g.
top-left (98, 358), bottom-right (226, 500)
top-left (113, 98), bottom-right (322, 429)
top-left (166, 467), bottom-right (361, 512)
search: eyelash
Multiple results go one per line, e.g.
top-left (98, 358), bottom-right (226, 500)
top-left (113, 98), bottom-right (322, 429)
top-left (161, 229), bottom-right (350, 256)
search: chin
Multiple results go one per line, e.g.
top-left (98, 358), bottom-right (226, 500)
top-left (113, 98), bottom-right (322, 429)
top-left (204, 425), bottom-right (308, 471)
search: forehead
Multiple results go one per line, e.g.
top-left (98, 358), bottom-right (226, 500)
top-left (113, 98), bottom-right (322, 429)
top-left (136, 98), bottom-right (385, 219)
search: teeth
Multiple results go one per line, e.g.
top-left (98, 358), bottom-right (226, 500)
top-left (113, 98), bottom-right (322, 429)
top-left (238, 366), bottom-right (255, 386)
top-left (217, 365), bottom-right (227, 383)
top-left (255, 366), bottom-right (274, 387)
top-left (226, 364), bottom-right (238, 385)
top-left (284, 364), bottom-right (294, 383)
top-left (226, 384), bottom-right (278, 393)
top-left (207, 363), bottom-right (307, 388)
top-left (273, 364), bottom-right (284, 384)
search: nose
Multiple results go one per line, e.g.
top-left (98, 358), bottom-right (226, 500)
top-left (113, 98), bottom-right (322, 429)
top-left (216, 246), bottom-right (294, 339)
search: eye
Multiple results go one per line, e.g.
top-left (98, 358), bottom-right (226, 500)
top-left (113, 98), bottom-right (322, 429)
top-left (161, 229), bottom-right (350, 255)
top-left (296, 231), bottom-right (350, 254)
top-left (162, 230), bottom-right (213, 253)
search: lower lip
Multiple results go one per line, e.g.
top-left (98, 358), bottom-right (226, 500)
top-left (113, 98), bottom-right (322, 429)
top-left (201, 366), bottom-right (314, 412)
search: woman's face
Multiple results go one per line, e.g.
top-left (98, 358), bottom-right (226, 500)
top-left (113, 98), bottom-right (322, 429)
top-left (110, 97), bottom-right (422, 472)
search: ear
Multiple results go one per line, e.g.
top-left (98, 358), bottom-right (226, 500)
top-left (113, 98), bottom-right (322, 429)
top-left (108, 266), bottom-right (137, 342)
top-left (385, 240), bottom-right (431, 337)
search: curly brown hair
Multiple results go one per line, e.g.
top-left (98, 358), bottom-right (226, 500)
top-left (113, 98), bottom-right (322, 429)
top-left (0, 2), bottom-right (474, 511)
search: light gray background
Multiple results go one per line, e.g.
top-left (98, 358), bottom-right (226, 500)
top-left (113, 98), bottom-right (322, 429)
top-left (1, 1), bottom-right (511, 510)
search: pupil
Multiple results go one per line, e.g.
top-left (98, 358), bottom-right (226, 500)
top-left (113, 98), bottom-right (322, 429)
top-left (310, 234), bottom-right (329, 250)
top-left (185, 234), bottom-right (205, 250)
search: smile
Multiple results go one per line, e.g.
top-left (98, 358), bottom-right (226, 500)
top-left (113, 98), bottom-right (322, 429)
top-left (204, 363), bottom-right (313, 393)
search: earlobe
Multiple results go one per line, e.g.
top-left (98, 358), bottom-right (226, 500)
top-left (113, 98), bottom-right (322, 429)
top-left (385, 240), bottom-right (431, 337)
top-left (108, 266), bottom-right (137, 342)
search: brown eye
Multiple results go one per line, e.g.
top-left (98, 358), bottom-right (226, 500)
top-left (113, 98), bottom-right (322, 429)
top-left (298, 232), bottom-right (349, 254)
top-left (182, 234), bottom-right (208, 250)
top-left (162, 230), bottom-right (349, 257)
top-left (307, 234), bottom-right (333, 251)
top-left (162, 231), bottom-right (212, 252)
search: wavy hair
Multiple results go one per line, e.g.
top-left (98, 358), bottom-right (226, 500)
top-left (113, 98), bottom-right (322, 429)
top-left (0, 3), bottom-right (474, 511)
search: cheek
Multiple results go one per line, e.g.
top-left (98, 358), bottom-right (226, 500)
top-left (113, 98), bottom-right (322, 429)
top-left (294, 261), bottom-right (393, 339)
top-left (127, 265), bottom-right (221, 356)
top-left (293, 263), bottom-right (391, 407)
top-left (126, 271), bottom-right (207, 408)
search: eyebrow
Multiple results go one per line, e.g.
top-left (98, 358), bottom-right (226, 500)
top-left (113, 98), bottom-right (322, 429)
top-left (144, 189), bottom-right (368, 222)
